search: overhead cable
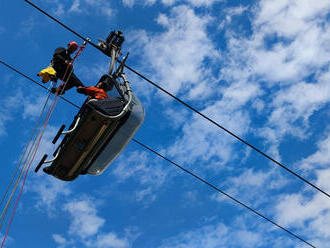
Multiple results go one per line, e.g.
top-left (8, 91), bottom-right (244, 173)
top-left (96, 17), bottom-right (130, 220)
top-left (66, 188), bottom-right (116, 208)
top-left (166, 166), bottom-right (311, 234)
top-left (0, 60), bottom-right (80, 109)
top-left (0, 60), bottom-right (316, 248)
top-left (132, 139), bottom-right (315, 248)
top-left (23, 0), bottom-right (330, 200)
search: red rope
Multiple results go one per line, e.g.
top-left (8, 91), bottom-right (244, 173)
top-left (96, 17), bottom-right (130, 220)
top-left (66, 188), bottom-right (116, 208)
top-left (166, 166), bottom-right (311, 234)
top-left (0, 42), bottom-right (87, 247)
top-left (1, 109), bottom-right (51, 248)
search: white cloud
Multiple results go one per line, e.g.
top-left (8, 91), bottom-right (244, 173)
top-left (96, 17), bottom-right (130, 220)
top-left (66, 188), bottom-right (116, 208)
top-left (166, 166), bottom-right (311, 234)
top-left (300, 134), bottom-right (330, 171)
top-left (166, 86), bottom-right (255, 167)
top-left (123, 0), bottom-right (222, 7)
top-left (159, 212), bottom-right (313, 248)
top-left (94, 233), bottom-right (129, 248)
top-left (83, 0), bottom-right (114, 17)
top-left (113, 151), bottom-right (167, 185)
top-left (53, 234), bottom-right (67, 244)
top-left (60, 198), bottom-right (133, 248)
top-left (227, 0), bottom-right (330, 80)
top-left (127, 0), bottom-right (330, 185)
top-left (315, 169), bottom-right (330, 193)
top-left (217, 0), bottom-right (330, 158)
top-left (185, 0), bottom-right (223, 7)
top-left (276, 193), bottom-right (330, 228)
top-left (159, 223), bottom-right (229, 248)
top-left (0, 90), bottom-right (25, 137)
top-left (45, 0), bottom-right (114, 17)
top-left (226, 5), bottom-right (248, 16)
top-left (163, 107), bottom-right (190, 129)
top-left (161, 0), bottom-right (176, 6)
top-left (274, 133), bottom-right (330, 245)
top-left (211, 167), bottom-right (290, 208)
top-left (167, 117), bottom-right (235, 167)
top-left (256, 0), bottom-right (330, 37)
top-left (230, 169), bottom-right (269, 188)
top-left (222, 3), bottom-right (330, 87)
top-left (128, 4), bottom-right (267, 171)
top-left (274, 184), bottom-right (330, 247)
top-left (135, 186), bottom-right (157, 202)
top-left (52, 234), bottom-right (71, 248)
top-left (130, 5), bottom-right (220, 100)
top-left (32, 181), bottom-right (131, 247)
top-left (112, 151), bottom-right (170, 203)
top-left (0, 112), bottom-right (12, 137)
top-left (258, 71), bottom-right (330, 157)
top-left (209, 0), bottom-right (330, 242)
top-left (69, 0), bottom-right (83, 13)
top-left (122, 0), bottom-right (135, 8)
top-left (158, 219), bottom-right (280, 248)
top-left (22, 94), bottom-right (51, 120)
top-left (218, 6), bottom-right (248, 29)
top-left (63, 199), bottom-right (105, 239)
top-left (45, 0), bottom-right (65, 17)
top-left (30, 176), bottom-right (71, 214)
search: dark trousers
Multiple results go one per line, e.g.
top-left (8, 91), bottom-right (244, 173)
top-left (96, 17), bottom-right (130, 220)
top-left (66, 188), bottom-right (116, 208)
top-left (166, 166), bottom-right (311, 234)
top-left (57, 69), bottom-right (84, 91)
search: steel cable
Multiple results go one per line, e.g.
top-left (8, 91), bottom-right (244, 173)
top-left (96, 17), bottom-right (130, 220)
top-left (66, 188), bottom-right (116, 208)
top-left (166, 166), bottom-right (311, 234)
top-left (0, 60), bottom-right (316, 248)
top-left (22, 0), bottom-right (330, 200)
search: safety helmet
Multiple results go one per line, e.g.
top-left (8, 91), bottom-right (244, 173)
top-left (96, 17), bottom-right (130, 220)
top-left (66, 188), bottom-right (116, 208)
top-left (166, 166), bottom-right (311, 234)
top-left (68, 41), bottom-right (79, 51)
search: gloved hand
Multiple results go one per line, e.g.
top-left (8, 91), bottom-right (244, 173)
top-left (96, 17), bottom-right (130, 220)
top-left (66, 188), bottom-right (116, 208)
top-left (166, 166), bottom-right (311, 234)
top-left (77, 86), bottom-right (85, 93)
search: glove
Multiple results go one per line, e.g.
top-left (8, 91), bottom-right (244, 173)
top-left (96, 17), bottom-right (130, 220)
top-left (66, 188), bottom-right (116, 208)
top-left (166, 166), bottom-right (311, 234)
top-left (77, 87), bottom-right (85, 94)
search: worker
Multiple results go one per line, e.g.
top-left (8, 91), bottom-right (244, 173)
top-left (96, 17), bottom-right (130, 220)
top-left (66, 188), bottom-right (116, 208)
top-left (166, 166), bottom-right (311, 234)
top-left (49, 41), bottom-right (85, 94)
top-left (76, 74), bottom-right (113, 99)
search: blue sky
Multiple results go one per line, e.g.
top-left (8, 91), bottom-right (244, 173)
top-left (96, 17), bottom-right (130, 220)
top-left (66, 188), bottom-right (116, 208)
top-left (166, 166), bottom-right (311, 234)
top-left (1, 0), bottom-right (330, 247)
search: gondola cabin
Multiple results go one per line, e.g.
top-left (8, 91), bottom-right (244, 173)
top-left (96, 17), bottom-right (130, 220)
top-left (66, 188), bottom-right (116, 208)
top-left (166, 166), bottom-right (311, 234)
top-left (36, 72), bottom-right (144, 181)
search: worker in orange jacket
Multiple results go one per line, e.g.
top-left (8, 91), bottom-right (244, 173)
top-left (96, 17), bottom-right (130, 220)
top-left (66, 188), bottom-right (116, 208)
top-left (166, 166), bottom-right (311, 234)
top-left (76, 74), bottom-right (113, 99)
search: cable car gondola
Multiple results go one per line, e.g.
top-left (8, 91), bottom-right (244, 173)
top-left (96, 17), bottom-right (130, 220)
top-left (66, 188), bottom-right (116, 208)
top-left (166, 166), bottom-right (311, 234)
top-left (35, 31), bottom-right (145, 181)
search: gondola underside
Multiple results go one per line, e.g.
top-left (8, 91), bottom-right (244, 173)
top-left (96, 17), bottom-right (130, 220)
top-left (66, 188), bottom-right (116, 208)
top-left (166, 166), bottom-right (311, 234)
top-left (42, 95), bottom-right (144, 181)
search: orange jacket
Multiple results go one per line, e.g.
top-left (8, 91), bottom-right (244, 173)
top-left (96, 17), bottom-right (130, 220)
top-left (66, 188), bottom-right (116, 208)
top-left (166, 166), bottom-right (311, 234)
top-left (79, 86), bottom-right (108, 99)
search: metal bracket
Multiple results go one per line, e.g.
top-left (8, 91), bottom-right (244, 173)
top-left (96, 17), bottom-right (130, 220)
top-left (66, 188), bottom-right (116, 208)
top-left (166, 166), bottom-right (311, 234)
top-left (115, 52), bottom-right (129, 77)
top-left (62, 117), bottom-right (81, 134)
top-left (44, 147), bottom-right (61, 164)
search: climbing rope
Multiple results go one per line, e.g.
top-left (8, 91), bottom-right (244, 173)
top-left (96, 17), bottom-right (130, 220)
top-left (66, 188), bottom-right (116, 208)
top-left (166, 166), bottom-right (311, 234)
top-left (0, 92), bottom-right (51, 232)
top-left (0, 42), bottom-right (87, 247)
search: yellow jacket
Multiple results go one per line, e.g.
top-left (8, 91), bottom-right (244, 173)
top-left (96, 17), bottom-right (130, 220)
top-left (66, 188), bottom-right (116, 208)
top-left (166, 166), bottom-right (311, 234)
top-left (37, 66), bottom-right (57, 83)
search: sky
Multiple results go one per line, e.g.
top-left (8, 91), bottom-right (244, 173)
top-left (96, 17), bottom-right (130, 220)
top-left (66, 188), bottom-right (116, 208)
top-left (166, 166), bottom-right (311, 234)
top-left (0, 0), bottom-right (330, 247)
